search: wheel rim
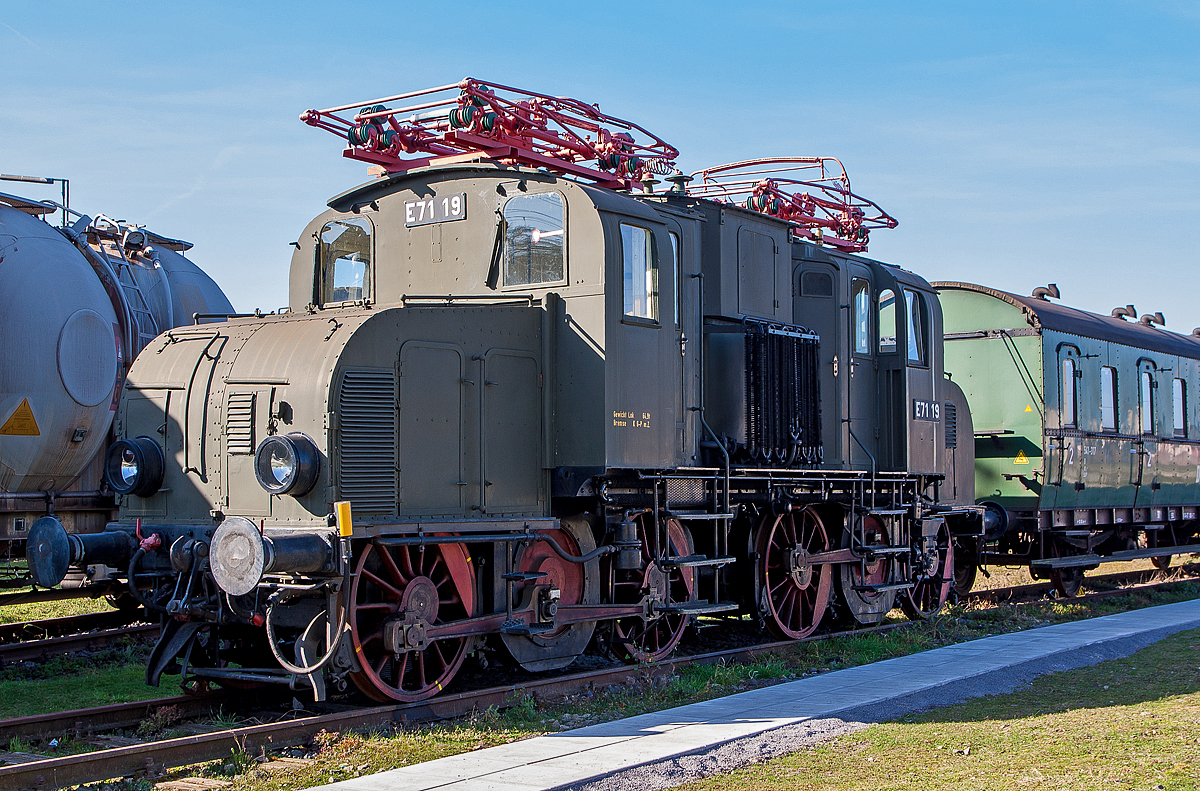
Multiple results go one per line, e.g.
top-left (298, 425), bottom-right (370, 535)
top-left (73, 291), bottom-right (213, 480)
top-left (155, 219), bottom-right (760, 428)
top-left (838, 515), bottom-right (896, 624)
top-left (349, 540), bottom-right (475, 702)
top-left (613, 517), bottom-right (693, 663)
top-left (901, 522), bottom-right (953, 619)
top-left (757, 507), bottom-right (832, 640)
top-left (1049, 539), bottom-right (1085, 598)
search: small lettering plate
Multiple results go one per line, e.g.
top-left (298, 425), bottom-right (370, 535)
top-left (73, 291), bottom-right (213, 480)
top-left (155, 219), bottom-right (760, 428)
top-left (913, 399), bottom-right (941, 422)
top-left (404, 193), bottom-right (467, 227)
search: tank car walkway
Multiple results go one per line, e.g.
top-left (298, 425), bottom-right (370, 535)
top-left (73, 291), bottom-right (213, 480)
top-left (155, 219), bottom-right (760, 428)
top-left (309, 598), bottom-right (1200, 791)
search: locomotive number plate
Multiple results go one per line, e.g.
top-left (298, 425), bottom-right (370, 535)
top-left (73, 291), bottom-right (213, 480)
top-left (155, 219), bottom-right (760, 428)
top-left (912, 399), bottom-right (941, 422)
top-left (404, 193), bottom-right (467, 227)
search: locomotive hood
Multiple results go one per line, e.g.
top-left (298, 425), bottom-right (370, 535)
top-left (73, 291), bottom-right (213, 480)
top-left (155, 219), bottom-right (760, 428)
top-left (114, 302), bottom-right (545, 530)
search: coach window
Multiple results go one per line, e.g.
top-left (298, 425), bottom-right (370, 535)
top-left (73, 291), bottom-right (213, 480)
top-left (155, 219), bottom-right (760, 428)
top-left (1100, 366), bottom-right (1117, 431)
top-left (319, 217), bottom-right (372, 304)
top-left (878, 289), bottom-right (897, 353)
top-left (1174, 378), bottom-right (1187, 437)
top-left (1140, 371), bottom-right (1155, 435)
top-left (904, 289), bottom-right (928, 366)
top-left (852, 279), bottom-right (870, 354)
top-left (1062, 358), bottom-right (1077, 427)
top-left (622, 224), bottom-right (658, 322)
top-left (503, 192), bottom-right (565, 286)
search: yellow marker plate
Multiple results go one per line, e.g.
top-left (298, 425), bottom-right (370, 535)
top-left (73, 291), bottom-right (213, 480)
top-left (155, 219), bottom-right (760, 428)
top-left (335, 500), bottom-right (353, 537)
top-left (0, 399), bottom-right (39, 436)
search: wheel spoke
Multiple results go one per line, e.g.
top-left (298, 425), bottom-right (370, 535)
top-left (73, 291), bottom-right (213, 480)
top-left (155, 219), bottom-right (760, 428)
top-left (361, 568), bottom-right (403, 600)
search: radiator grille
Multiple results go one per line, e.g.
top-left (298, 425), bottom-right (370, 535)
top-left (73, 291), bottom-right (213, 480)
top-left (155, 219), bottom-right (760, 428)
top-left (945, 401), bottom-right (958, 449)
top-left (226, 393), bottom-right (255, 455)
top-left (337, 370), bottom-right (397, 513)
top-left (744, 322), bottom-right (822, 465)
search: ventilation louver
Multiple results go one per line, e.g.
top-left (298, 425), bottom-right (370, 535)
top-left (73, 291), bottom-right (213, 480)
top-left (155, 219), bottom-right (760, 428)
top-left (744, 321), bottom-right (822, 465)
top-left (226, 393), bottom-right (255, 455)
top-left (337, 370), bottom-right (398, 513)
top-left (945, 401), bottom-right (958, 449)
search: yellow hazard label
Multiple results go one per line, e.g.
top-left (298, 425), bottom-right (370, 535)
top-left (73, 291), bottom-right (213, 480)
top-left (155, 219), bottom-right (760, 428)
top-left (1025, 404), bottom-right (1034, 412)
top-left (1014, 450), bottom-right (1030, 464)
top-left (0, 399), bottom-right (39, 436)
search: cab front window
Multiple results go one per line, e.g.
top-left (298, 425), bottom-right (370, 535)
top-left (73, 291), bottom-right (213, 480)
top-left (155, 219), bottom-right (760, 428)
top-left (319, 217), bottom-right (372, 304)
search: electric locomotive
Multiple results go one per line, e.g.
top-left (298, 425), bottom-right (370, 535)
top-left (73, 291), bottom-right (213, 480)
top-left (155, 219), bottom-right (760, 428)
top-left (937, 282), bottom-right (1200, 596)
top-left (25, 80), bottom-right (977, 702)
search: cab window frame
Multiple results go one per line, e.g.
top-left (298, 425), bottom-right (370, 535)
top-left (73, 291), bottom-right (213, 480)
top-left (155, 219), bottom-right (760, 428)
top-left (852, 278), bottom-right (871, 356)
top-left (904, 288), bottom-right (930, 367)
top-left (1061, 357), bottom-right (1078, 428)
top-left (317, 215), bottom-right (374, 308)
top-left (500, 190), bottom-right (568, 290)
top-left (1100, 366), bottom-right (1118, 432)
top-left (620, 222), bottom-right (660, 326)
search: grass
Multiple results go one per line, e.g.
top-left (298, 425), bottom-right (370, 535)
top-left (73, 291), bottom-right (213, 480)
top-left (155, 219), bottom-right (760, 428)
top-left (91, 580), bottom-right (1200, 791)
top-left (0, 643), bottom-right (162, 720)
top-left (677, 626), bottom-right (1200, 791)
top-left (0, 595), bottom-right (117, 625)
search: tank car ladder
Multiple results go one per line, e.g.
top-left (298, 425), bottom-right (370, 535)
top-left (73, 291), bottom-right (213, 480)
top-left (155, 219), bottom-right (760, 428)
top-left (97, 220), bottom-right (162, 355)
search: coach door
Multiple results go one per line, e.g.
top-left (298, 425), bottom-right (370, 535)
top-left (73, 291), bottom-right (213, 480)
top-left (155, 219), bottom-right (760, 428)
top-left (794, 258), bottom-right (842, 467)
top-left (1134, 358), bottom-right (1160, 506)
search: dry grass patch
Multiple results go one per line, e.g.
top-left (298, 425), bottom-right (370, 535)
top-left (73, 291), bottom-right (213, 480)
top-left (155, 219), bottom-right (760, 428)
top-left (679, 627), bottom-right (1200, 791)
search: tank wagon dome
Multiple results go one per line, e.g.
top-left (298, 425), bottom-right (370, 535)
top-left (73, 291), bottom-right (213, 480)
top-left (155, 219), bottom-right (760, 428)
top-left (933, 281), bottom-right (1200, 359)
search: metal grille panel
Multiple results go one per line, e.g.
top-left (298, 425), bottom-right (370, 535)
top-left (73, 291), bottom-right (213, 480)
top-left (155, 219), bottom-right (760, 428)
top-left (744, 323), bottom-right (822, 465)
top-left (945, 401), bottom-right (958, 449)
top-left (338, 370), bottom-right (398, 513)
top-left (666, 478), bottom-right (707, 507)
top-left (226, 393), bottom-right (255, 455)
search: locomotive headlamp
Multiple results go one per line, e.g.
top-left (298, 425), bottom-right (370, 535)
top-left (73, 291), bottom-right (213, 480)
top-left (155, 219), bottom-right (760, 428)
top-left (104, 437), bottom-right (165, 497)
top-left (254, 433), bottom-right (320, 496)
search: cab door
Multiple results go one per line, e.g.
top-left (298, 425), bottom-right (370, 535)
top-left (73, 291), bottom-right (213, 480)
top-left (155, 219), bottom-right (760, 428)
top-left (847, 264), bottom-right (877, 470)
top-left (793, 258), bottom-right (842, 467)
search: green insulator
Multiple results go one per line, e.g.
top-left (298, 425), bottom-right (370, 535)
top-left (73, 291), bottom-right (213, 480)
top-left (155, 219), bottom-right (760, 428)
top-left (624, 156), bottom-right (642, 175)
top-left (480, 112), bottom-right (497, 132)
top-left (598, 153), bottom-right (620, 170)
top-left (449, 105), bottom-right (476, 129)
top-left (379, 130), bottom-right (398, 149)
top-left (347, 124), bottom-right (374, 146)
top-left (360, 104), bottom-right (387, 119)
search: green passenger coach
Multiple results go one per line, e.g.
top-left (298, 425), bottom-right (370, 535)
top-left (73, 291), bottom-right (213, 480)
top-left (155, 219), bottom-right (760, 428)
top-left (935, 282), bottom-right (1200, 596)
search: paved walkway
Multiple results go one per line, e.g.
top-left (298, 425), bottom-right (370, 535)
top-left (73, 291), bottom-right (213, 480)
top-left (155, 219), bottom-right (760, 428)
top-left (310, 598), bottom-right (1200, 791)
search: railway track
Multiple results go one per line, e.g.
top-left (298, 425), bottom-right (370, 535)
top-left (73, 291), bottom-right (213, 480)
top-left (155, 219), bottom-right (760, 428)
top-left (0, 568), bottom-right (1196, 789)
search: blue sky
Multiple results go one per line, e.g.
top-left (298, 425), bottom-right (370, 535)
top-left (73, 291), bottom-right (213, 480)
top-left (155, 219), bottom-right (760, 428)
top-left (3, 2), bottom-right (1199, 329)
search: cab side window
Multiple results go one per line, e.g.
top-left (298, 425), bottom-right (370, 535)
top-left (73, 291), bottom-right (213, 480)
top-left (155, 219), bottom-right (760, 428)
top-left (503, 192), bottom-right (565, 286)
top-left (878, 289), bottom-right (897, 353)
top-left (1141, 371), bottom-right (1155, 435)
top-left (904, 289), bottom-right (928, 366)
top-left (1174, 377), bottom-right (1187, 437)
top-left (852, 279), bottom-right (871, 355)
top-left (320, 217), bottom-right (372, 304)
top-left (621, 224), bottom-right (658, 322)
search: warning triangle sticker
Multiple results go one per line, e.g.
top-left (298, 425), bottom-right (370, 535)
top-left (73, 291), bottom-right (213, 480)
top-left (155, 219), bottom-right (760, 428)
top-left (0, 399), bottom-right (39, 436)
top-left (1014, 450), bottom-right (1030, 464)
top-left (1025, 405), bottom-right (1034, 412)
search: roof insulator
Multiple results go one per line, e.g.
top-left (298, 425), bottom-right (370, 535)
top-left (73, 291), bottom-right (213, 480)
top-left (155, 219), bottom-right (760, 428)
top-left (1031, 283), bottom-right (1060, 301)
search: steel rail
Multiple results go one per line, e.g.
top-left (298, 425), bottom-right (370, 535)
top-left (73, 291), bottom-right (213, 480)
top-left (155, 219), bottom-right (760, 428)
top-left (0, 694), bottom-right (237, 742)
top-left (0, 609), bottom-right (146, 644)
top-left (2, 572), bottom-right (1197, 788)
top-left (0, 624), bottom-right (158, 663)
top-left (0, 622), bottom-right (906, 790)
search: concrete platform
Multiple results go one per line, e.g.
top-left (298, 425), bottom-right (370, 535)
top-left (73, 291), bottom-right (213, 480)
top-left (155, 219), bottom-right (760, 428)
top-left (309, 598), bottom-right (1200, 791)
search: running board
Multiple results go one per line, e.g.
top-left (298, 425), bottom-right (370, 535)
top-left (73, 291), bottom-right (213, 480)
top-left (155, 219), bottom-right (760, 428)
top-left (850, 582), bottom-right (913, 593)
top-left (655, 601), bottom-right (740, 615)
top-left (1031, 545), bottom-right (1199, 569)
top-left (658, 555), bottom-right (736, 568)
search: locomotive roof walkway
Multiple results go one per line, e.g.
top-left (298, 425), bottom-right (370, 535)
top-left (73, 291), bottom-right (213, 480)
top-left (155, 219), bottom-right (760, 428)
top-left (309, 599), bottom-right (1200, 791)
